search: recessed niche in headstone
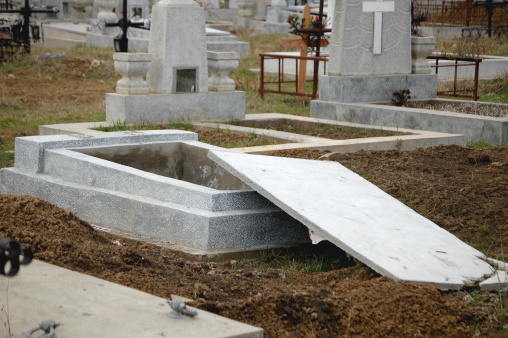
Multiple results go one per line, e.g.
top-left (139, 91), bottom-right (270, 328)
top-left (175, 68), bottom-right (198, 93)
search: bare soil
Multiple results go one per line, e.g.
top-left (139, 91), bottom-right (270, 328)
top-left (1, 145), bottom-right (507, 337)
top-left (230, 118), bottom-right (407, 139)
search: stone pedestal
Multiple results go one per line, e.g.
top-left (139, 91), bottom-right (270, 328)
top-left (106, 92), bottom-right (246, 122)
top-left (411, 36), bottom-right (436, 75)
top-left (113, 53), bottom-right (152, 95)
top-left (317, 73), bottom-right (437, 103)
top-left (208, 51), bottom-right (239, 92)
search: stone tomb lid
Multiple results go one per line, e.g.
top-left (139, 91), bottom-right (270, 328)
top-left (208, 150), bottom-right (494, 290)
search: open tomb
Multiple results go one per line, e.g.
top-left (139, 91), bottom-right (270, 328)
top-left (0, 130), bottom-right (310, 253)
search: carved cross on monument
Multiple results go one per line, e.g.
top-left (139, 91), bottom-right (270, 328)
top-left (362, 0), bottom-right (394, 55)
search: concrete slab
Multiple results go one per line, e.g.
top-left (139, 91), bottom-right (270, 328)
top-left (480, 270), bottom-right (508, 292)
top-left (0, 260), bottom-right (263, 337)
top-left (207, 150), bottom-right (494, 289)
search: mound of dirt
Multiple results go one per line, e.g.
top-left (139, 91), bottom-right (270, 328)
top-left (1, 145), bottom-right (507, 337)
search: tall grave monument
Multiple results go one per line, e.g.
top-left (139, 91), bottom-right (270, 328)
top-left (312, 0), bottom-right (437, 104)
top-left (106, 0), bottom-right (246, 122)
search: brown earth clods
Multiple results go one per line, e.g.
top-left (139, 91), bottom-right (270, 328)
top-left (1, 145), bottom-right (508, 337)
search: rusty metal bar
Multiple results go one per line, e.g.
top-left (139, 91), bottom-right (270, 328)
top-left (295, 56), bottom-right (299, 93)
top-left (259, 54), bottom-right (264, 99)
top-left (473, 59), bottom-right (480, 100)
top-left (454, 59), bottom-right (458, 96)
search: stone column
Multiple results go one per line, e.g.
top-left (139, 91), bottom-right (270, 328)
top-left (411, 36), bottom-right (436, 75)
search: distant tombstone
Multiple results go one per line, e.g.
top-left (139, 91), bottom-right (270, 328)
top-left (327, 0), bottom-right (411, 76)
top-left (126, 0), bottom-right (150, 19)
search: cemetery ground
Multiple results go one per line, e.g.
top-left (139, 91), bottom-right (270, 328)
top-left (0, 34), bottom-right (508, 336)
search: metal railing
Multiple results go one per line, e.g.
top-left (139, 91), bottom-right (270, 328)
top-left (414, 0), bottom-right (508, 27)
top-left (259, 53), bottom-right (328, 100)
top-left (428, 55), bottom-right (482, 101)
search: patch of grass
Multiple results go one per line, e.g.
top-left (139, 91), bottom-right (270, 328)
top-left (251, 242), bottom-right (354, 273)
top-left (94, 120), bottom-right (194, 132)
top-left (0, 148), bottom-right (14, 168)
top-left (474, 224), bottom-right (497, 256)
top-left (467, 141), bottom-right (508, 149)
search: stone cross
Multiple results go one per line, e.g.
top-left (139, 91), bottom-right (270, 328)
top-left (362, 0), bottom-right (394, 55)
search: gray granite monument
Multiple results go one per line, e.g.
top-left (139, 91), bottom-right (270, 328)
top-left (312, 0), bottom-right (437, 104)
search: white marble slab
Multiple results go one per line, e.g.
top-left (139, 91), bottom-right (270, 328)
top-left (208, 150), bottom-right (494, 289)
top-left (480, 270), bottom-right (508, 291)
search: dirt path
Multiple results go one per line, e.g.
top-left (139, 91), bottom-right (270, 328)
top-left (1, 145), bottom-right (507, 337)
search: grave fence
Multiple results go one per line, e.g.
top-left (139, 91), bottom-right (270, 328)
top-left (414, 0), bottom-right (508, 27)
top-left (259, 54), bottom-right (482, 102)
top-left (0, 0), bottom-right (14, 10)
top-left (428, 55), bottom-right (482, 101)
top-left (258, 53), bottom-right (328, 100)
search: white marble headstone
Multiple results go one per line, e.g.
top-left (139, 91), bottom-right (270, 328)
top-left (327, 0), bottom-right (412, 76)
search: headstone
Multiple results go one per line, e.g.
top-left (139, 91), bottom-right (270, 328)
top-left (312, 0), bottom-right (437, 104)
top-left (147, 0), bottom-right (208, 94)
top-left (208, 150), bottom-right (495, 290)
top-left (105, 0), bottom-right (246, 122)
top-left (328, 0), bottom-right (410, 76)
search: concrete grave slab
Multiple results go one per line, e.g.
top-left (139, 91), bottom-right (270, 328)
top-left (0, 260), bottom-right (263, 337)
top-left (207, 150), bottom-right (494, 289)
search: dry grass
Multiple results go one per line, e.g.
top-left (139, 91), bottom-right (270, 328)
top-left (408, 100), bottom-right (508, 118)
top-left (435, 34), bottom-right (508, 57)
